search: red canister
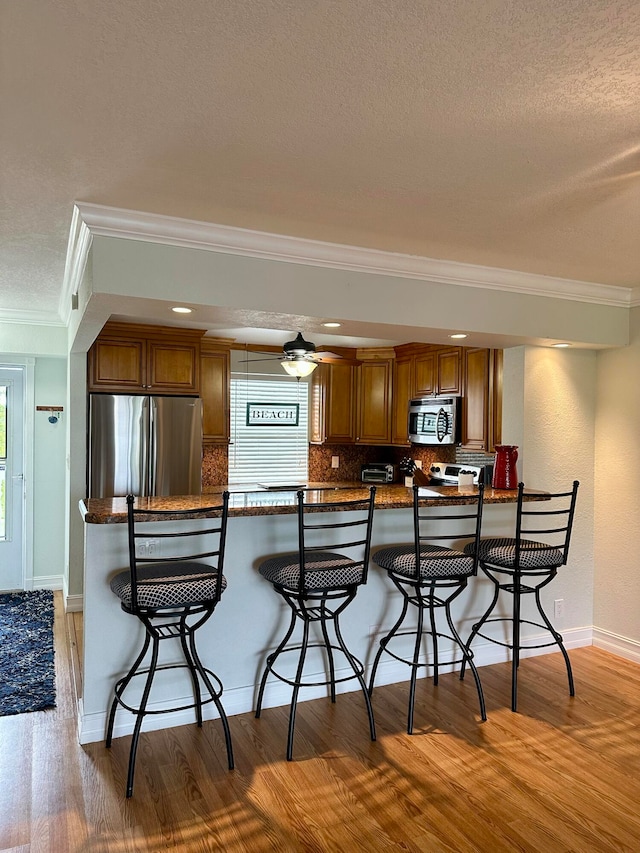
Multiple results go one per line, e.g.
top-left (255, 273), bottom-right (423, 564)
top-left (492, 445), bottom-right (519, 489)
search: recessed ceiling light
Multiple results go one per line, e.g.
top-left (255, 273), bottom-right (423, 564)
top-left (322, 322), bottom-right (341, 328)
top-left (449, 333), bottom-right (467, 339)
top-left (171, 306), bottom-right (192, 314)
top-left (552, 342), bottom-right (571, 348)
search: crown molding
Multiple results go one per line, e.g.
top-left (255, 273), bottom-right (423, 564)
top-left (0, 307), bottom-right (65, 327)
top-left (630, 287), bottom-right (640, 309)
top-left (59, 205), bottom-right (94, 325)
top-left (70, 202), bottom-right (633, 309)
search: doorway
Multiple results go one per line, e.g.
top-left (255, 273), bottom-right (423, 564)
top-left (0, 366), bottom-right (25, 590)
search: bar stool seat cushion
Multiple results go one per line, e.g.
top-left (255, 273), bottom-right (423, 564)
top-left (110, 561), bottom-right (227, 609)
top-left (373, 545), bottom-right (474, 579)
top-left (464, 538), bottom-right (564, 570)
top-left (259, 551), bottom-right (364, 591)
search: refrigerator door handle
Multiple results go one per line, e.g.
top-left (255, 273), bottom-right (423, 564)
top-left (146, 397), bottom-right (155, 497)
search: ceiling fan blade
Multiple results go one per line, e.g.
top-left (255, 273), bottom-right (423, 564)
top-left (315, 353), bottom-right (362, 365)
top-left (237, 356), bottom-right (281, 364)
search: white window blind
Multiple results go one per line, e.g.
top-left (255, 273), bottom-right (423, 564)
top-left (229, 376), bottom-right (309, 486)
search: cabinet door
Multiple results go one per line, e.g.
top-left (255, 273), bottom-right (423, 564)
top-left (437, 348), bottom-right (462, 395)
top-left (148, 341), bottom-right (199, 392)
top-left (461, 347), bottom-right (490, 449)
top-left (325, 362), bottom-right (357, 443)
top-left (489, 349), bottom-right (503, 450)
top-left (357, 360), bottom-right (392, 444)
top-left (391, 357), bottom-right (413, 445)
top-left (201, 349), bottom-right (230, 443)
top-left (414, 351), bottom-right (436, 396)
top-left (88, 338), bottom-right (145, 391)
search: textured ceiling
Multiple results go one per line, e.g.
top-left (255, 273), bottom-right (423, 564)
top-left (2, 0), bottom-right (640, 329)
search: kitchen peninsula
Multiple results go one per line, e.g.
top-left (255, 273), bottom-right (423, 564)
top-left (78, 484), bottom-right (546, 745)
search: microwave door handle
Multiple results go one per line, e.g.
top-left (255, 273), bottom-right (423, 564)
top-left (436, 408), bottom-right (448, 442)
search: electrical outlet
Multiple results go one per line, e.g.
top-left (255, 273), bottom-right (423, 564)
top-left (136, 539), bottom-right (160, 558)
top-left (331, 455), bottom-right (340, 468)
top-left (413, 459), bottom-right (423, 469)
top-left (554, 599), bottom-right (565, 619)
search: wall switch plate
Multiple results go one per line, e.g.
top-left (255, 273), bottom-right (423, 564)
top-left (331, 455), bottom-right (340, 468)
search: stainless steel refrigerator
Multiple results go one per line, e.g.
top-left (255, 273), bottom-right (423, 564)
top-left (88, 394), bottom-right (202, 498)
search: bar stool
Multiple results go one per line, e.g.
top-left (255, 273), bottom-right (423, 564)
top-left (106, 493), bottom-right (234, 797)
top-left (369, 484), bottom-right (486, 734)
top-left (461, 481), bottom-right (579, 711)
top-left (255, 487), bottom-right (376, 760)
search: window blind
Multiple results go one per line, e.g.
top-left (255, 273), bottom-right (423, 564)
top-left (229, 376), bottom-right (309, 485)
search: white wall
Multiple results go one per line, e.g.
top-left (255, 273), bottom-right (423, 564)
top-left (32, 358), bottom-right (67, 587)
top-left (593, 307), bottom-right (640, 660)
top-left (503, 346), bottom-right (596, 633)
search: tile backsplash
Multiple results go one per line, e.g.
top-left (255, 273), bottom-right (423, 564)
top-left (202, 442), bottom-right (463, 488)
top-left (309, 444), bottom-right (455, 482)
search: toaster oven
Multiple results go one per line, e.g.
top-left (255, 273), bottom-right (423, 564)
top-left (361, 463), bottom-right (395, 483)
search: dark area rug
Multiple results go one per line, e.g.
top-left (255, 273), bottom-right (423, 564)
top-left (0, 589), bottom-right (56, 716)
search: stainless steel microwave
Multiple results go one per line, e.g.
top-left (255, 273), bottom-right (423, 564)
top-left (408, 396), bottom-right (459, 445)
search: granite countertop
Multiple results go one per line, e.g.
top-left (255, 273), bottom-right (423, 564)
top-left (80, 482), bottom-right (548, 524)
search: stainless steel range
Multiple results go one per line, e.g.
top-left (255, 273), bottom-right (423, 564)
top-left (428, 461), bottom-right (483, 486)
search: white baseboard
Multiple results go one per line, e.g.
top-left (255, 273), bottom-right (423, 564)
top-left (77, 625), bottom-right (594, 745)
top-left (592, 627), bottom-right (640, 665)
top-left (32, 575), bottom-right (63, 591)
top-left (62, 574), bottom-right (83, 612)
top-left (64, 593), bottom-right (84, 613)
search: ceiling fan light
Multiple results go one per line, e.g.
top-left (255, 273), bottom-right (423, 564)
top-left (281, 359), bottom-right (317, 377)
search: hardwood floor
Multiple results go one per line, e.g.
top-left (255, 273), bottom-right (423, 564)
top-left (1, 592), bottom-right (639, 852)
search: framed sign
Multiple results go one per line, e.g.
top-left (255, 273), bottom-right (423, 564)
top-left (246, 402), bottom-right (300, 427)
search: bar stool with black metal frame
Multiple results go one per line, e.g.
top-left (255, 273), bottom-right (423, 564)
top-left (461, 481), bottom-right (579, 712)
top-left (368, 484), bottom-right (487, 735)
top-left (106, 493), bottom-right (234, 797)
top-left (255, 487), bottom-right (377, 761)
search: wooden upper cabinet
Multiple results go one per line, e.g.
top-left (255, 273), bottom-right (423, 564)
top-left (324, 362), bottom-right (357, 443)
top-left (412, 346), bottom-right (461, 398)
top-left (89, 338), bottom-right (146, 390)
top-left (311, 354), bottom-right (394, 445)
top-left (310, 363), bottom-right (356, 444)
top-left (461, 347), bottom-right (503, 451)
top-left (356, 359), bottom-right (392, 444)
top-left (88, 322), bottom-right (205, 394)
top-left (414, 350), bottom-right (436, 397)
top-left (391, 357), bottom-right (414, 446)
top-left (461, 347), bottom-right (490, 450)
top-left (200, 341), bottom-right (230, 444)
top-left (436, 348), bottom-right (462, 395)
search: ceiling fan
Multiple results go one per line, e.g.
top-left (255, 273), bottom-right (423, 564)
top-left (241, 332), bottom-right (359, 377)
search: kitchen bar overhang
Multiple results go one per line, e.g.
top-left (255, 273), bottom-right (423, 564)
top-left (78, 484), bottom-right (550, 746)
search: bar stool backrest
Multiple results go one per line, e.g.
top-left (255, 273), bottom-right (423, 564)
top-left (514, 480), bottom-right (579, 567)
top-left (296, 486), bottom-right (376, 592)
top-left (412, 483), bottom-right (486, 580)
top-left (125, 492), bottom-right (230, 612)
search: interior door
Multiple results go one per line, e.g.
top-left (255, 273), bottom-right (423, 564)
top-left (0, 367), bottom-right (25, 590)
